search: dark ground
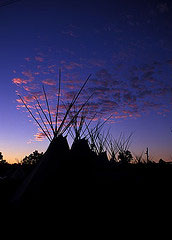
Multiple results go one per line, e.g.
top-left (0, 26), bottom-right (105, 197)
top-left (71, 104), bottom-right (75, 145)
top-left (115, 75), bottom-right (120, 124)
top-left (0, 160), bottom-right (172, 212)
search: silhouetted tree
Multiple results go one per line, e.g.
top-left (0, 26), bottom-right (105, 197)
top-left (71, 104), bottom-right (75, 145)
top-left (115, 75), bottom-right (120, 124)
top-left (118, 150), bottom-right (133, 164)
top-left (21, 150), bottom-right (43, 165)
top-left (0, 152), bottom-right (8, 165)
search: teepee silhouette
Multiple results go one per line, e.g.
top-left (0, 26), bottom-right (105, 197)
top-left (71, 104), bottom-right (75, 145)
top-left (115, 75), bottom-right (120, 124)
top-left (12, 70), bottom-right (93, 205)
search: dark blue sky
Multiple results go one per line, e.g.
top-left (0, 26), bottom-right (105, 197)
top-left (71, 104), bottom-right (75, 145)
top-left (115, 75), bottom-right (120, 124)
top-left (0, 0), bottom-right (172, 162)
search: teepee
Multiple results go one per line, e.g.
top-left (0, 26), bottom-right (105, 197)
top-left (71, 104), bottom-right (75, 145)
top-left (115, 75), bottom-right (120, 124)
top-left (12, 70), bottom-right (92, 205)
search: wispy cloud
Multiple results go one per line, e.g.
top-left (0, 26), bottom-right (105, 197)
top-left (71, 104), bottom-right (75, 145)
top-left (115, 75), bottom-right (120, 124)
top-left (35, 56), bottom-right (44, 62)
top-left (23, 95), bottom-right (35, 103)
top-left (12, 78), bottom-right (27, 85)
top-left (61, 24), bottom-right (79, 38)
top-left (21, 71), bottom-right (34, 80)
top-left (13, 52), bottom-right (172, 141)
top-left (64, 62), bottom-right (83, 70)
top-left (23, 85), bottom-right (38, 92)
top-left (42, 79), bottom-right (57, 86)
top-left (34, 132), bottom-right (46, 141)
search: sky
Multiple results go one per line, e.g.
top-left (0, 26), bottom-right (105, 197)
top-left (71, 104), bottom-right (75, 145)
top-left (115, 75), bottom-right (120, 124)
top-left (0, 0), bottom-right (172, 163)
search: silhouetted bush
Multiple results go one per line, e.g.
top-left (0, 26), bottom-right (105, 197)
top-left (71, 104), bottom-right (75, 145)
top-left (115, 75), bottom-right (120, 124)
top-left (21, 150), bottom-right (43, 166)
top-left (0, 152), bottom-right (3, 160)
top-left (0, 152), bottom-right (8, 166)
top-left (118, 150), bottom-right (133, 164)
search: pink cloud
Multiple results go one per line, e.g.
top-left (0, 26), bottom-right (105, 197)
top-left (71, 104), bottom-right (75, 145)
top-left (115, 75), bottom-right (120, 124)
top-left (35, 56), bottom-right (44, 62)
top-left (65, 84), bottom-right (75, 90)
top-left (22, 71), bottom-right (33, 78)
top-left (115, 115), bottom-right (128, 119)
top-left (23, 95), bottom-right (35, 103)
top-left (47, 65), bottom-right (57, 73)
top-left (16, 102), bottom-right (34, 110)
top-left (64, 62), bottom-right (83, 70)
top-left (34, 132), bottom-right (46, 141)
top-left (63, 73), bottom-right (80, 85)
top-left (29, 91), bottom-right (45, 100)
top-left (12, 78), bottom-right (27, 85)
top-left (62, 30), bottom-right (77, 37)
top-left (42, 79), bottom-right (56, 86)
top-left (25, 57), bottom-right (31, 62)
top-left (21, 71), bottom-right (34, 82)
top-left (23, 84), bottom-right (38, 92)
top-left (122, 110), bottom-right (131, 114)
top-left (48, 64), bottom-right (56, 69)
top-left (34, 72), bottom-right (40, 75)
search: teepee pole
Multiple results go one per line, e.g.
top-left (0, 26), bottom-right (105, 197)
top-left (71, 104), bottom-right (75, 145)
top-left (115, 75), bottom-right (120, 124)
top-left (84, 120), bottom-right (99, 153)
top-left (81, 112), bottom-right (97, 137)
top-left (34, 96), bottom-right (55, 136)
top-left (42, 85), bottom-right (55, 135)
top-left (56, 75), bottom-right (91, 136)
top-left (18, 95), bottom-right (51, 142)
top-left (60, 93), bottom-right (94, 135)
top-left (55, 68), bottom-right (61, 134)
top-left (71, 74), bottom-right (91, 106)
top-left (35, 105), bottom-right (53, 141)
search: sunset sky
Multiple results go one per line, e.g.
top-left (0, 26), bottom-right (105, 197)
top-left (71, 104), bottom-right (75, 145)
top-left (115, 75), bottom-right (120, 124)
top-left (0, 0), bottom-right (172, 163)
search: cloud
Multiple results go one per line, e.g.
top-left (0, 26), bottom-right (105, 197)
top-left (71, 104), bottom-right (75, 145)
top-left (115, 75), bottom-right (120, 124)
top-left (83, 66), bottom-right (170, 119)
top-left (88, 86), bottom-right (111, 96)
top-left (62, 30), bottom-right (77, 37)
top-left (22, 71), bottom-right (33, 78)
top-left (35, 56), bottom-right (44, 62)
top-left (21, 71), bottom-right (34, 82)
top-left (123, 92), bottom-right (136, 104)
top-left (63, 90), bottom-right (78, 100)
top-left (42, 79), bottom-right (57, 86)
top-left (137, 89), bottom-right (153, 98)
top-left (142, 70), bottom-right (154, 78)
top-left (34, 72), bottom-right (40, 75)
top-left (95, 69), bottom-right (120, 87)
top-left (96, 69), bottom-right (112, 80)
top-left (99, 99), bottom-right (118, 110)
top-left (34, 132), bottom-right (46, 141)
top-left (47, 65), bottom-right (56, 73)
top-left (113, 92), bottom-right (121, 102)
top-left (16, 97), bottom-right (34, 110)
top-left (142, 101), bottom-right (162, 111)
top-left (64, 62), bottom-right (83, 70)
top-left (12, 78), bottom-right (27, 85)
top-left (23, 95), bottom-right (35, 103)
top-left (25, 57), bottom-right (31, 62)
top-left (13, 55), bottom-right (172, 138)
top-left (63, 72), bottom-right (80, 81)
top-left (62, 24), bottom-right (79, 38)
top-left (88, 59), bottom-right (105, 67)
top-left (139, 64), bottom-right (155, 72)
top-left (23, 84), bottom-right (38, 92)
top-left (114, 115), bottom-right (128, 119)
top-left (154, 87), bottom-right (169, 97)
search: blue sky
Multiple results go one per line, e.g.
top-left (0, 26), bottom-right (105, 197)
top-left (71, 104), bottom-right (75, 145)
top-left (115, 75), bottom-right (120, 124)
top-left (0, 0), bottom-right (172, 163)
